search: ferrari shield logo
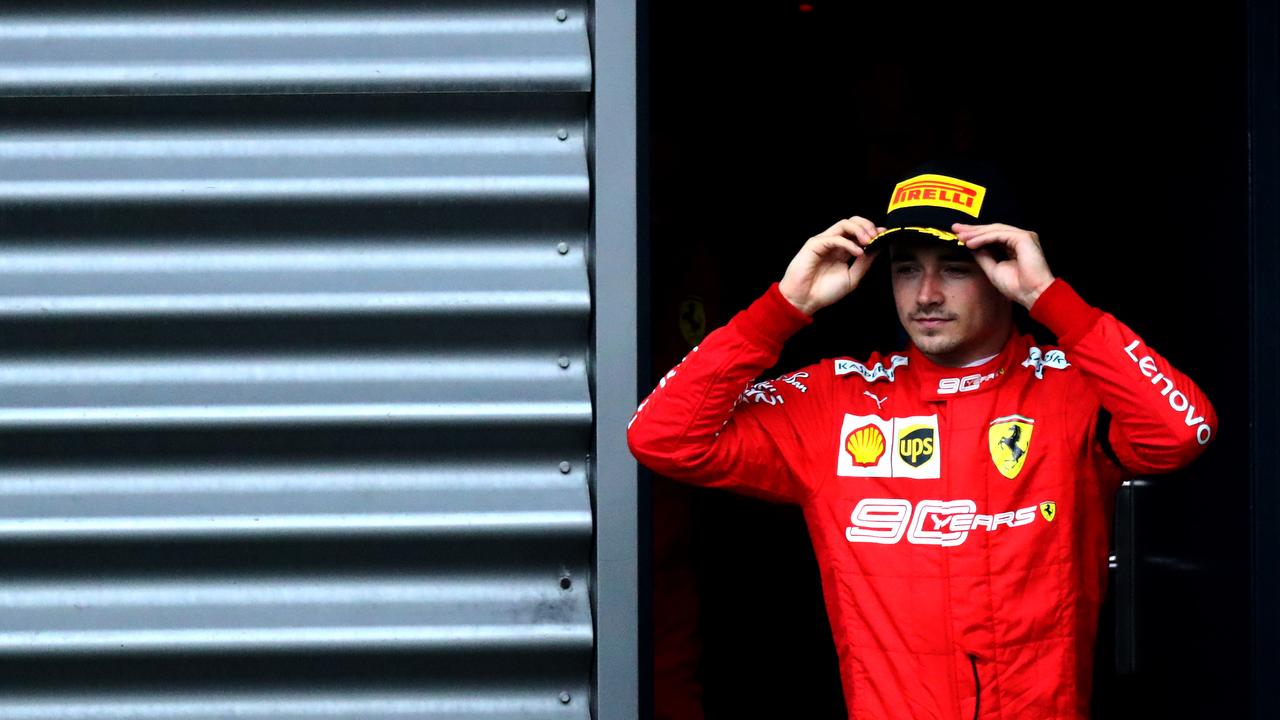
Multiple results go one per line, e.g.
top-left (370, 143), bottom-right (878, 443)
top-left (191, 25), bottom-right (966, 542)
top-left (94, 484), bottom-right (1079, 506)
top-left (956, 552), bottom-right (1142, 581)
top-left (988, 414), bottom-right (1035, 479)
top-left (678, 297), bottom-right (707, 348)
top-left (1040, 501), bottom-right (1057, 522)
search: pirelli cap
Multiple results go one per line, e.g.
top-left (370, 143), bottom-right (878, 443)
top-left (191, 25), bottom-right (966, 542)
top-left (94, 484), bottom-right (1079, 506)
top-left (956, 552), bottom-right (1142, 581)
top-left (867, 159), bottom-right (1022, 248)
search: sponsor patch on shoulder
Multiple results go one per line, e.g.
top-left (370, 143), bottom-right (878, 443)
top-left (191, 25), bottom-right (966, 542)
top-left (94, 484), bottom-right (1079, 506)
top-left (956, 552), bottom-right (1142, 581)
top-left (777, 371), bottom-right (809, 393)
top-left (1021, 347), bottom-right (1069, 380)
top-left (834, 355), bottom-right (909, 383)
top-left (737, 379), bottom-right (785, 406)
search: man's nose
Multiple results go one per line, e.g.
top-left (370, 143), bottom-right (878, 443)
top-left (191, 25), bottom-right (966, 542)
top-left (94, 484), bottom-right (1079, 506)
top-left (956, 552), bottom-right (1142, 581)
top-left (916, 269), bottom-right (945, 306)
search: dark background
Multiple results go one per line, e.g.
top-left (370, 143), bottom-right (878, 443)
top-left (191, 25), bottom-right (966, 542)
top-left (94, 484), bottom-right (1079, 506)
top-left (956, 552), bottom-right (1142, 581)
top-left (641, 2), bottom-right (1249, 718)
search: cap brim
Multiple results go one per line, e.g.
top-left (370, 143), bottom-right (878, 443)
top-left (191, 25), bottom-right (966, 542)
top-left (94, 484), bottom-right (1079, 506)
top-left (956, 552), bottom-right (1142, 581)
top-left (866, 226), bottom-right (965, 248)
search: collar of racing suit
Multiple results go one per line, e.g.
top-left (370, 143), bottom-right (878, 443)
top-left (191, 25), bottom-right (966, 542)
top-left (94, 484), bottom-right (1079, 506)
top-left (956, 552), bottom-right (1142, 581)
top-left (905, 329), bottom-right (1033, 402)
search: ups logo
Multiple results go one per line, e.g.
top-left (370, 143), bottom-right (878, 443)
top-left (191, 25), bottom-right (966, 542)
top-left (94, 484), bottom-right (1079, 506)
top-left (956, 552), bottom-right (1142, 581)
top-left (897, 425), bottom-right (935, 468)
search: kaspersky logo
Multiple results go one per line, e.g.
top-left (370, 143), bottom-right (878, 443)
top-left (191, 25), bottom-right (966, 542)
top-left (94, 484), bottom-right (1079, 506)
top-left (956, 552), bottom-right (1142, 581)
top-left (888, 174), bottom-right (987, 218)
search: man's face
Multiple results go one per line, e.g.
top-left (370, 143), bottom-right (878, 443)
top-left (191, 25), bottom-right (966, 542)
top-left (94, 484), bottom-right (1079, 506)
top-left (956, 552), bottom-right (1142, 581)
top-left (888, 237), bottom-right (1013, 366)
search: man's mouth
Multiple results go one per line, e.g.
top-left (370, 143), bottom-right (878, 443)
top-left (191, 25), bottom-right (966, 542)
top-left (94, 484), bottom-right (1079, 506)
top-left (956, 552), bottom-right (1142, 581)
top-left (912, 316), bottom-right (954, 329)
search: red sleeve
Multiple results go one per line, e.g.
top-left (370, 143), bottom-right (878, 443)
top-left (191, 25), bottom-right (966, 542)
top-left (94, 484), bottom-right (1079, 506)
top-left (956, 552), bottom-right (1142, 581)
top-left (627, 282), bottom-right (828, 504)
top-left (1030, 278), bottom-right (1218, 474)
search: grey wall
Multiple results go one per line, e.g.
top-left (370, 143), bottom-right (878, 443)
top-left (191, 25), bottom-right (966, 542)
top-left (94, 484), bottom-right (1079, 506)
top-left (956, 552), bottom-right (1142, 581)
top-left (0, 3), bottom-right (596, 718)
top-left (590, 0), bottom-right (640, 716)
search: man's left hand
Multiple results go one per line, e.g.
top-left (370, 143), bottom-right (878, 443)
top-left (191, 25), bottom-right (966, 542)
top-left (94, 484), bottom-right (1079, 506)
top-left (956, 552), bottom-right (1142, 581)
top-left (953, 223), bottom-right (1056, 309)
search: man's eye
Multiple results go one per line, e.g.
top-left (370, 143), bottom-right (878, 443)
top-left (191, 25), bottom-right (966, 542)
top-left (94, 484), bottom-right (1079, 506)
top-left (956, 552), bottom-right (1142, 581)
top-left (893, 266), bottom-right (919, 276)
top-left (944, 266), bottom-right (974, 276)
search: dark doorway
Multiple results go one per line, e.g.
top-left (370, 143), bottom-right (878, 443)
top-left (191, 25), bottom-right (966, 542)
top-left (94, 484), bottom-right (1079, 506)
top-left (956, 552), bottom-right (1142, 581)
top-left (642, 3), bottom-right (1249, 718)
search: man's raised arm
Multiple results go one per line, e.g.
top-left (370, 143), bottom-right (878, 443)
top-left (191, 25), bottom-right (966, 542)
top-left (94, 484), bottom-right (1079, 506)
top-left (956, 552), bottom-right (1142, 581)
top-left (959, 222), bottom-right (1217, 473)
top-left (626, 215), bottom-right (883, 503)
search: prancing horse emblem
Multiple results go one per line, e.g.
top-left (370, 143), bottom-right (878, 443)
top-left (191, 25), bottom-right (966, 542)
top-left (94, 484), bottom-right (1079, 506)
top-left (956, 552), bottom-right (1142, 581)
top-left (999, 424), bottom-right (1025, 465)
top-left (988, 414), bottom-right (1035, 479)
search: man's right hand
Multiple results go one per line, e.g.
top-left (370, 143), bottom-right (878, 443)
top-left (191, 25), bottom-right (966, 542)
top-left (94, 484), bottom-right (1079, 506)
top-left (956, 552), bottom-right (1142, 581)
top-left (778, 216), bottom-right (884, 316)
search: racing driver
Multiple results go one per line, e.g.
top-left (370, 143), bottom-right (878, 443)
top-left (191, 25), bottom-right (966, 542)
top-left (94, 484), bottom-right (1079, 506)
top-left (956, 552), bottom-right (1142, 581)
top-left (626, 161), bottom-right (1217, 719)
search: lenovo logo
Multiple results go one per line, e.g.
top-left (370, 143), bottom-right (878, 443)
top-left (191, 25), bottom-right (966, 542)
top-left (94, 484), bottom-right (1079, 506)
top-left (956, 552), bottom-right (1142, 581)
top-left (1123, 339), bottom-right (1212, 445)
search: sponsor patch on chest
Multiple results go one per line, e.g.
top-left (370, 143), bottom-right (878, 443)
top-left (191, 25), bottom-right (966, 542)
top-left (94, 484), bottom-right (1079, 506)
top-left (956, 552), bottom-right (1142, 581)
top-left (844, 497), bottom-right (1056, 547)
top-left (837, 414), bottom-right (941, 479)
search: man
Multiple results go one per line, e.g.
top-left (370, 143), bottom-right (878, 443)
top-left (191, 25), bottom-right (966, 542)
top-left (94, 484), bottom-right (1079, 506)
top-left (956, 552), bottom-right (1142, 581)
top-left (626, 161), bottom-right (1217, 719)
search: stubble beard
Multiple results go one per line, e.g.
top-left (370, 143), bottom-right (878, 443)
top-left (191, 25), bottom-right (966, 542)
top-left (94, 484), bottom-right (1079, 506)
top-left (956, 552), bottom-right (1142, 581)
top-left (910, 328), bottom-right (964, 358)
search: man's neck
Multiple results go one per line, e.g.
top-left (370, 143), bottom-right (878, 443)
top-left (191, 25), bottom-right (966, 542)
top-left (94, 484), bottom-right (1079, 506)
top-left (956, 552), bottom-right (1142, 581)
top-left (960, 352), bottom-right (1000, 368)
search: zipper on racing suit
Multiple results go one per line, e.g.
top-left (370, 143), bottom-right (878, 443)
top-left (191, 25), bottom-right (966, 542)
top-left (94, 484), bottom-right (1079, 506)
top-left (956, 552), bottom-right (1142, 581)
top-left (969, 654), bottom-right (980, 720)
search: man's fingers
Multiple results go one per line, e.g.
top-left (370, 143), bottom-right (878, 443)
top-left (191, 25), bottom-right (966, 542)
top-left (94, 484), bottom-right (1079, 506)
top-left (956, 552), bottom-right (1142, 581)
top-left (961, 229), bottom-right (1026, 250)
top-left (849, 246), bottom-right (878, 281)
top-left (956, 223), bottom-right (1042, 246)
top-left (813, 234), bottom-right (864, 260)
top-left (820, 216), bottom-right (878, 245)
top-left (852, 216), bottom-right (880, 240)
top-left (954, 222), bottom-right (1017, 234)
top-left (959, 233), bottom-right (1007, 249)
top-left (840, 218), bottom-right (879, 245)
top-left (821, 218), bottom-right (848, 235)
top-left (972, 247), bottom-right (1001, 278)
top-left (821, 216), bottom-right (867, 237)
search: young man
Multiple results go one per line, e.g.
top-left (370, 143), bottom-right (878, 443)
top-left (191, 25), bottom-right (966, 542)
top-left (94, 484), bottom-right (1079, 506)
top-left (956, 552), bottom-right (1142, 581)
top-left (627, 162), bottom-right (1216, 719)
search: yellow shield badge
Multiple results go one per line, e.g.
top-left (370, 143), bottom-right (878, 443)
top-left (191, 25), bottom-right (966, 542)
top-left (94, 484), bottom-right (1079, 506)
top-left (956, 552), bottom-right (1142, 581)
top-left (1040, 501), bottom-right (1057, 522)
top-left (988, 414), bottom-right (1035, 479)
top-left (678, 297), bottom-right (707, 348)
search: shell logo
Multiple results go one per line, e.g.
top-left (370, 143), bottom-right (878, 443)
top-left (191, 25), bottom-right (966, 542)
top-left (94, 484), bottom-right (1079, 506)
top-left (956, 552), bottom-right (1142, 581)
top-left (845, 423), bottom-right (887, 467)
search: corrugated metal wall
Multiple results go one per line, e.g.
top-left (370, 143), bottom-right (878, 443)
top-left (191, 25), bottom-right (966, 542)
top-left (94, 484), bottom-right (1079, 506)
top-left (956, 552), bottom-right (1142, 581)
top-left (0, 3), bottom-right (594, 718)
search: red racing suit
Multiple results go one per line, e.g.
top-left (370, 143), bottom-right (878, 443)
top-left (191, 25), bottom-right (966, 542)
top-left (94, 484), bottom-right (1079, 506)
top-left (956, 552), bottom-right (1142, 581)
top-left (627, 279), bottom-right (1216, 719)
